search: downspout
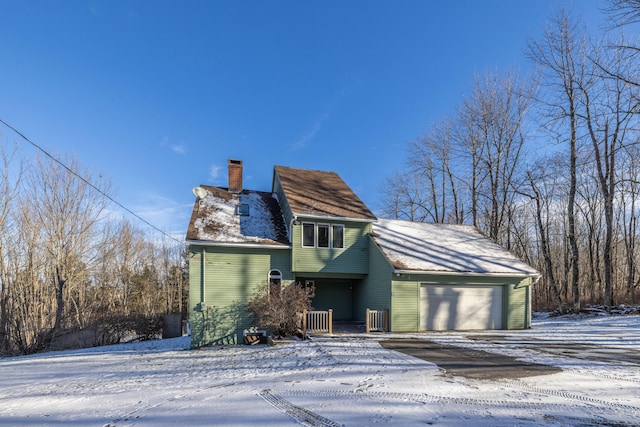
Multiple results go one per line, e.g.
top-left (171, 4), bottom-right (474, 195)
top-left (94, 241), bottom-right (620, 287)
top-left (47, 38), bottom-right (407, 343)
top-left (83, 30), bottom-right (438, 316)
top-left (201, 247), bottom-right (208, 344)
top-left (290, 215), bottom-right (297, 272)
top-left (201, 247), bottom-right (206, 306)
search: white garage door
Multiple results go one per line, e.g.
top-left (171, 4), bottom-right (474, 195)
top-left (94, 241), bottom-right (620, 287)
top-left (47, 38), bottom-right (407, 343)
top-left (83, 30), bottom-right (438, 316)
top-left (420, 285), bottom-right (503, 330)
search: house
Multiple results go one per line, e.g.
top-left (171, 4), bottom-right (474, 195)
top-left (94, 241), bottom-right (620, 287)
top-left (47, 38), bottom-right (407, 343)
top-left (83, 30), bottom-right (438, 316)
top-left (186, 159), bottom-right (540, 347)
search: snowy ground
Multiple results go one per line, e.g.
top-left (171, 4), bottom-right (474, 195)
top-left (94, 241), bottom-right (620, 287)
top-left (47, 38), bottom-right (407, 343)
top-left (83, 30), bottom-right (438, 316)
top-left (1, 313), bottom-right (640, 426)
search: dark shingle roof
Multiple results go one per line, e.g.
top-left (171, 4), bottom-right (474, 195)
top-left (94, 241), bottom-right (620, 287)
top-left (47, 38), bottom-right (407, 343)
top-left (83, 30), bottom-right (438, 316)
top-left (274, 165), bottom-right (377, 221)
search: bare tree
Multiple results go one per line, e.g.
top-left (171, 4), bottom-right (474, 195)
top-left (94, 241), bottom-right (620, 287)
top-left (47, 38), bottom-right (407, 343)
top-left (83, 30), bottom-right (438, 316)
top-left (381, 171), bottom-right (431, 221)
top-left (0, 140), bottom-right (22, 353)
top-left (456, 70), bottom-right (534, 243)
top-left (517, 158), bottom-right (565, 311)
top-left (582, 37), bottom-right (640, 306)
top-left (606, 0), bottom-right (640, 27)
top-left (618, 146), bottom-right (640, 302)
top-left (408, 119), bottom-right (464, 224)
top-left (383, 69), bottom-right (532, 244)
top-left (527, 8), bottom-right (586, 311)
top-left (0, 138), bottom-right (187, 354)
top-left (23, 154), bottom-right (110, 347)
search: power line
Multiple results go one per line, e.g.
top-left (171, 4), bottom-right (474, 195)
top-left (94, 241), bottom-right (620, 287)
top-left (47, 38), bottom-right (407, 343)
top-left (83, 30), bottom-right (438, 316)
top-left (0, 117), bottom-right (184, 245)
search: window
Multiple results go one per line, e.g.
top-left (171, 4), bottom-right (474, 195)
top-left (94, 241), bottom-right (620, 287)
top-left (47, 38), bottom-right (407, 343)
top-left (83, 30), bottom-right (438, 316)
top-left (268, 269), bottom-right (282, 297)
top-left (332, 224), bottom-right (344, 248)
top-left (302, 223), bottom-right (315, 247)
top-left (304, 280), bottom-right (315, 297)
top-left (300, 222), bottom-right (345, 249)
top-left (318, 224), bottom-right (330, 248)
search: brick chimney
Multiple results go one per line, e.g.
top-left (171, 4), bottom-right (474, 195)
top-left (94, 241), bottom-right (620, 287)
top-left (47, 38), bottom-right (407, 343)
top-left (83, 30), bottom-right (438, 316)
top-left (228, 159), bottom-right (243, 193)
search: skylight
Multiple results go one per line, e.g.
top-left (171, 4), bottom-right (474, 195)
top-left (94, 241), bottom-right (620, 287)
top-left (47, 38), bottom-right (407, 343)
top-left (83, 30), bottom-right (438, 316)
top-left (236, 203), bottom-right (250, 216)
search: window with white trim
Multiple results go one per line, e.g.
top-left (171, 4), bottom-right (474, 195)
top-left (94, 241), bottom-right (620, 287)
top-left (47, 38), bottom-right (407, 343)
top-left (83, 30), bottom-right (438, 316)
top-left (318, 224), bottom-right (330, 248)
top-left (302, 222), bottom-right (315, 247)
top-left (268, 269), bottom-right (282, 297)
top-left (332, 224), bottom-right (344, 248)
top-left (300, 222), bottom-right (344, 249)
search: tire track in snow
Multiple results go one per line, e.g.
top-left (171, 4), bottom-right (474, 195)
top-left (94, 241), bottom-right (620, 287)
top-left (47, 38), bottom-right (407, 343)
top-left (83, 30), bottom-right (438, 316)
top-left (107, 381), bottom-right (241, 426)
top-left (499, 378), bottom-right (640, 414)
top-left (562, 367), bottom-right (640, 385)
top-left (258, 389), bottom-right (342, 427)
top-left (274, 389), bottom-right (639, 425)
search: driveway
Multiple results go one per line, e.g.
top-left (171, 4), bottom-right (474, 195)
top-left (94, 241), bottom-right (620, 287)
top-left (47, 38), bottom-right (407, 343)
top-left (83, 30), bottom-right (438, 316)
top-left (379, 321), bottom-right (640, 381)
top-left (380, 338), bottom-right (562, 380)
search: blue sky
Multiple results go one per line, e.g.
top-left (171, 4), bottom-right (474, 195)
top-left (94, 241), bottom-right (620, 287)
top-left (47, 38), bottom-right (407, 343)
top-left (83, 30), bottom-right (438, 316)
top-left (0, 0), bottom-right (604, 239)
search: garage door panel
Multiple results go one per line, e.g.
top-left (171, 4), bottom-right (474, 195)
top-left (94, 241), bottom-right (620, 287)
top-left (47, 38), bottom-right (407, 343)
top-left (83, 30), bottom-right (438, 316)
top-left (420, 285), bottom-right (503, 330)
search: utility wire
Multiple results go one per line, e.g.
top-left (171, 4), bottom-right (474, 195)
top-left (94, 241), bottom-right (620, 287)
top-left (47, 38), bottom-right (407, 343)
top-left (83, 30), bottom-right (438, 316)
top-left (0, 117), bottom-right (184, 245)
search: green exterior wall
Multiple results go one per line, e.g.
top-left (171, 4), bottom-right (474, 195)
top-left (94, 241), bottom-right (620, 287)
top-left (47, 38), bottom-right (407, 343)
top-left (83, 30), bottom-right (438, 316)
top-left (389, 274), bottom-right (532, 332)
top-left (188, 227), bottom-right (533, 346)
top-left (189, 245), bottom-right (291, 347)
top-left (291, 220), bottom-right (371, 274)
top-left (353, 238), bottom-right (393, 322)
top-left (303, 278), bottom-right (354, 320)
top-left (504, 277), bottom-right (533, 329)
top-left (390, 282), bottom-right (420, 332)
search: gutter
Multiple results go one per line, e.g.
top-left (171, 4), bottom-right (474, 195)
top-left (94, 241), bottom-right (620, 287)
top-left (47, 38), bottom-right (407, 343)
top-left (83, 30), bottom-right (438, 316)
top-left (292, 213), bottom-right (376, 224)
top-left (185, 239), bottom-right (291, 249)
top-left (393, 269), bottom-right (542, 281)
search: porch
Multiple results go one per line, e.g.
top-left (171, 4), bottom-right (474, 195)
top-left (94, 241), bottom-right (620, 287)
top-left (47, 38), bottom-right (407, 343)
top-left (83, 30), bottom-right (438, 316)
top-left (302, 309), bottom-right (388, 335)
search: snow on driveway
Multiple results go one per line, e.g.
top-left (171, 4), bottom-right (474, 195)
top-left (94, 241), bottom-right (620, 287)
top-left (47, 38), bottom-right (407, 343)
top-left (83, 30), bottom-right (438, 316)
top-left (1, 313), bottom-right (639, 426)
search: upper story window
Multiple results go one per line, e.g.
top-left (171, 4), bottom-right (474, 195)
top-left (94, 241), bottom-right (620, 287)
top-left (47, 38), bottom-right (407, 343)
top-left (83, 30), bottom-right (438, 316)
top-left (318, 224), bottom-right (330, 248)
top-left (332, 224), bottom-right (344, 248)
top-left (302, 222), bottom-right (315, 247)
top-left (301, 222), bottom-right (344, 249)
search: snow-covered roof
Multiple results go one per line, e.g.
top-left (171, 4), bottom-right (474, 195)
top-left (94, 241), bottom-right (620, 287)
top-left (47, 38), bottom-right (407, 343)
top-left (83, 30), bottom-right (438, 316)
top-left (186, 186), bottom-right (289, 246)
top-left (372, 219), bottom-right (539, 276)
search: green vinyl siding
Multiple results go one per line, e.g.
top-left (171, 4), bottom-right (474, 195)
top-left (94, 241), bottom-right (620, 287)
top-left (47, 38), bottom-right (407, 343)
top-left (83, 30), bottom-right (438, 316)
top-left (292, 220), bottom-right (371, 274)
top-left (390, 282), bottom-right (420, 332)
top-left (505, 278), bottom-right (532, 329)
top-left (353, 238), bottom-right (393, 323)
top-left (308, 278), bottom-right (353, 320)
top-left (189, 245), bottom-right (291, 347)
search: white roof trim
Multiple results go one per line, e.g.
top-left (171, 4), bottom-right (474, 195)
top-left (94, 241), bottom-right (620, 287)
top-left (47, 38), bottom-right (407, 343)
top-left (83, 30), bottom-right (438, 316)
top-left (294, 213), bottom-right (375, 223)
top-left (186, 239), bottom-right (291, 249)
top-left (393, 269), bottom-right (541, 279)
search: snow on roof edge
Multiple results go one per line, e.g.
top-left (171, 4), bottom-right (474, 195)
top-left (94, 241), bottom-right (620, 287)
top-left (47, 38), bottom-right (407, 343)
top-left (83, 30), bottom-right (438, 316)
top-left (372, 218), bottom-right (540, 277)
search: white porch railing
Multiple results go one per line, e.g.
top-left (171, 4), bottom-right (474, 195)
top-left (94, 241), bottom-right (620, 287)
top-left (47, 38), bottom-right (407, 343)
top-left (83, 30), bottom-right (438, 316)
top-left (366, 308), bottom-right (389, 333)
top-left (303, 309), bottom-right (333, 334)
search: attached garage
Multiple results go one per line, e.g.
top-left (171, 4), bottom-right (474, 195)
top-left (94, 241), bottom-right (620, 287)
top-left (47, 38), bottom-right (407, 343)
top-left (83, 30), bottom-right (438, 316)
top-left (372, 219), bottom-right (540, 332)
top-left (419, 284), bottom-right (503, 330)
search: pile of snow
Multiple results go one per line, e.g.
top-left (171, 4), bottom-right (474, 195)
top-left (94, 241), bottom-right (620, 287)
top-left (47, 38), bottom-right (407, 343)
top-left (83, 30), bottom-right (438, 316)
top-left (1, 313), bottom-right (639, 426)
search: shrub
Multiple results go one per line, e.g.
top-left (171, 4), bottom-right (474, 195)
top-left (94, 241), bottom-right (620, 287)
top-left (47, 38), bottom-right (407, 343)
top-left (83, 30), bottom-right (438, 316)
top-left (246, 282), bottom-right (312, 338)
